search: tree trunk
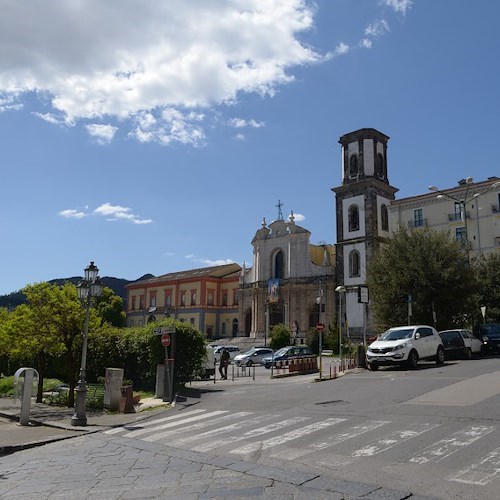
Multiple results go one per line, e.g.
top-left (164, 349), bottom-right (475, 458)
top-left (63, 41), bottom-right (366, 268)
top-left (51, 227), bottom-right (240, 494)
top-left (36, 351), bottom-right (45, 403)
top-left (66, 349), bottom-right (76, 407)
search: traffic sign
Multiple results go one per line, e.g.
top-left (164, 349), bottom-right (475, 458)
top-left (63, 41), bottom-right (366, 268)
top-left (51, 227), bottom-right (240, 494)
top-left (153, 327), bottom-right (162, 335)
top-left (162, 326), bottom-right (175, 334)
top-left (161, 333), bottom-right (171, 347)
top-left (316, 322), bottom-right (325, 331)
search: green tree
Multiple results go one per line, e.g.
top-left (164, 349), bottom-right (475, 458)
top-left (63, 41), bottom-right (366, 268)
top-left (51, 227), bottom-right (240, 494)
top-left (3, 283), bottom-right (98, 405)
top-left (473, 253), bottom-right (500, 322)
top-left (367, 228), bottom-right (476, 331)
top-left (269, 324), bottom-right (291, 349)
top-left (95, 287), bottom-right (126, 327)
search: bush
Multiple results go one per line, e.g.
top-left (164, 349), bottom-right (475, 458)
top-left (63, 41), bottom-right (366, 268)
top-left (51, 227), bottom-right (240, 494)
top-left (269, 324), bottom-right (291, 350)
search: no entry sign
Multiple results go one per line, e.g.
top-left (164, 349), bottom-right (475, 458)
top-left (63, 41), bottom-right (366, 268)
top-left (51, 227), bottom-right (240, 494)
top-left (316, 322), bottom-right (325, 331)
top-left (161, 333), bottom-right (171, 347)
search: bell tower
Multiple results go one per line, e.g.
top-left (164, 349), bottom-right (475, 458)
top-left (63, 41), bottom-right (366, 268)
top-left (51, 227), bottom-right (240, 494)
top-left (332, 128), bottom-right (398, 337)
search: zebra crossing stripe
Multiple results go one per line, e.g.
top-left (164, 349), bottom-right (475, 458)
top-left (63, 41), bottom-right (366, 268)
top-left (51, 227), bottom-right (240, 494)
top-left (123, 410), bottom-right (228, 438)
top-left (353, 423), bottom-right (439, 457)
top-left (232, 417), bottom-right (344, 456)
top-left (169, 413), bottom-right (274, 448)
top-left (410, 425), bottom-right (495, 465)
top-left (191, 416), bottom-right (309, 453)
top-left (281, 419), bottom-right (386, 461)
top-left (104, 408), bottom-right (207, 435)
top-left (450, 447), bottom-right (500, 485)
top-left (142, 411), bottom-right (251, 443)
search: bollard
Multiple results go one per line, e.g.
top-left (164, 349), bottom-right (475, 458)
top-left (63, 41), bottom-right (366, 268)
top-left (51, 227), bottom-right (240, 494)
top-left (13, 368), bottom-right (39, 426)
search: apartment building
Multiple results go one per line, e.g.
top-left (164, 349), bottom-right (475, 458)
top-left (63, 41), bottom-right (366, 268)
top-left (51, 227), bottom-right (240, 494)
top-left (388, 176), bottom-right (500, 260)
top-left (126, 263), bottom-right (241, 339)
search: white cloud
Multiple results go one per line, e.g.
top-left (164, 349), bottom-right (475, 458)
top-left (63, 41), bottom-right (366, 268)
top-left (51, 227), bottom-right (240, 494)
top-left (58, 209), bottom-right (86, 219)
top-left (380, 0), bottom-right (413, 16)
top-left (85, 123), bottom-right (117, 144)
top-left (360, 39), bottom-right (373, 49)
top-left (365, 20), bottom-right (390, 38)
top-left (235, 133), bottom-right (246, 141)
top-left (0, 1), bottom-right (321, 146)
top-left (290, 212), bottom-right (305, 222)
top-left (93, 203), bottom-right (153, 224)
top-left (228, 118), bottom-right (265, 129)
top-left (197, 258), bottom-right (236, 267)
top-left (334, 43), bottom-right (350, 56)
top-left (184, 254), bottom-right (235, 267)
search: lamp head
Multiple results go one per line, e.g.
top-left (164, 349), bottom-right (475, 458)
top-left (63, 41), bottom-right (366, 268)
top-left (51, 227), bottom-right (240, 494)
top-left (428, 185), bottom-right (438, 192)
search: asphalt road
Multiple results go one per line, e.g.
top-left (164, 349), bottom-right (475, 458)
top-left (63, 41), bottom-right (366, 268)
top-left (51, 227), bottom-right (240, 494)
top-left (107, 355), bottom-right (500, 499)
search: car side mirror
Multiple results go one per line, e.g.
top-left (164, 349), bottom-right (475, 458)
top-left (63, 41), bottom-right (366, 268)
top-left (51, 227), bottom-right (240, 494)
top-left (415, 332), bottom-right (421, 339)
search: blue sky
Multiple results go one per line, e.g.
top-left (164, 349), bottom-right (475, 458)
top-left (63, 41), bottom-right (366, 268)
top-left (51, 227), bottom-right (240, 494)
top-left (1, 0), bottom-right (499, 295)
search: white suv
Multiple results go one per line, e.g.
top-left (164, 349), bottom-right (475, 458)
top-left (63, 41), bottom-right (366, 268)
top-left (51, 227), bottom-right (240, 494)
top-left (366, 325), bottom-right (445, 371)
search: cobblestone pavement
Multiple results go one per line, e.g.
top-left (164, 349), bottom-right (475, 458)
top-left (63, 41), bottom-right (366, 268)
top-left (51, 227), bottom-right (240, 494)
top-left (0, 431), bottom-right (435, 499)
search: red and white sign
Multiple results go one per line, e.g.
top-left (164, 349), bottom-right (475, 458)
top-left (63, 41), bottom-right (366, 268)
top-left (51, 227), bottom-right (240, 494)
top-left (161, 333), bottom-right (171, 347)
top-left (316, 322), bottom-right (325, 331)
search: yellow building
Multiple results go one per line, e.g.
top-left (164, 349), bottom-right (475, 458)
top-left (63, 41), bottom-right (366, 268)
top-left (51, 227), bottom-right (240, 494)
top-left (126, 263), bottom-right (241, 339)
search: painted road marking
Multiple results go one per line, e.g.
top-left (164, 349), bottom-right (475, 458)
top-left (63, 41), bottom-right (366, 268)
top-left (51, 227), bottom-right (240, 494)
top-left (191, 416), bottom-right (309, 453)
top-left (281, 419), bottom-right (387, 461)
top-left (410, 425), bottom-right (495, 465)
top-left (169, 413), bottom-right (274, 448)
top-left (353, 423), bottom-right (439, 457)
top-left (142, 411), bottom-right (251, 443)
top-left (123, 410), bottom-right (228, 438)
top-left (103, 408), bottom-right (207, 435)
top-left (231, 418), bottom-right (345, 456)
top-left (450, 447), bottom-right (500, 485)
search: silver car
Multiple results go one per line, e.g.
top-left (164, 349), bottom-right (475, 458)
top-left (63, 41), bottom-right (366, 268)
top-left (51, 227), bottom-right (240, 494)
top-left (234, 347), bottom-right (274, 367)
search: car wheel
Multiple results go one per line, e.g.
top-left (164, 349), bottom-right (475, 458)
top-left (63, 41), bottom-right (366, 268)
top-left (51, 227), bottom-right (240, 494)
top-left (463, 348), bottom-right (472, 360)
top-left (246, 360), bottom-right (253, 367)
top-left (436, 346), bottom-right (445, 365)
top-left (407, 350), bottom-right (418, 369)
top-left (368, 362), bottom-right (379, 371)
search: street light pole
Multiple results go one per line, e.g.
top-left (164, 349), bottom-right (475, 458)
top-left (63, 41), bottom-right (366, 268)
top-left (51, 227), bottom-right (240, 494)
top-left (335, 285), bottom-right (346, 366)
top-left (428, 178), bottom-right (500, 263)
top-left (71, 261), bottom-right (103, 427)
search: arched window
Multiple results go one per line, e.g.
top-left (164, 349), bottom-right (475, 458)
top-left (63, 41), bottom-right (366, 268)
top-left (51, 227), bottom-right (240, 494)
top-left (349, 154), bottom-right (358, 177)
top-left (349, 250), bottom-right (361, 277)
top-left (273, 250), bottom-right (284, 279)
top-left (348, 205), bottom-right (359, 232)
top-left (375, 153), bottom-right (384, 178)
top-left (381, 204), bottom-right (389, 231)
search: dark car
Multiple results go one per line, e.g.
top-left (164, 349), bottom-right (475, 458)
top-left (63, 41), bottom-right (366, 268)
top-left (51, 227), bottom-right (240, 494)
top-left (262, 345), bottom-right (314, 369)
top-left (439, 330), bottom-right (481, 359)
top-left (474, 324), bottom-right (500, 352)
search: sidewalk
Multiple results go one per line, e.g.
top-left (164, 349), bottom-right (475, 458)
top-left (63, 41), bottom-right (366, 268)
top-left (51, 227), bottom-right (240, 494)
top-left (0, 395), bottom-right (170, 456)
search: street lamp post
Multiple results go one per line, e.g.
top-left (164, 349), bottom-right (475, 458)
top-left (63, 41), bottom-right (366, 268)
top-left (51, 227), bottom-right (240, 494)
top-left (71, 261), bottom-right (103, 427)
top-left (428, 177), bottom-right (500, 262)
top-left (335, 285), bottom-right (346, 365)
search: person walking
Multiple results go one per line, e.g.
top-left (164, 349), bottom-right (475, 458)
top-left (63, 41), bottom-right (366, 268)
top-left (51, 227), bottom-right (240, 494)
top-left (219, 348), bottom-right (230, 379)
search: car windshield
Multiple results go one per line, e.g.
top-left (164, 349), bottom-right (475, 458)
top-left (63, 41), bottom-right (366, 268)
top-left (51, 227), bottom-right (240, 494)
top-left (380, 328), bottom-right (414, 341)
top-left (273, 347), bottom-right (289, 356)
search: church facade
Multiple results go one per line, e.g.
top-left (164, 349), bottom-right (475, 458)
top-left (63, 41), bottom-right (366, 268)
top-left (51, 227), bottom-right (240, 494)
top-left (237, 207), bottom-right (336, 343)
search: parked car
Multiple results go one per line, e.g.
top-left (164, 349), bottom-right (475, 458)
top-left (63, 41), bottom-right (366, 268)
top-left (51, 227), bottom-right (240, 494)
top-left (234, 347), bottom-right (274, 367)
top-left (262, 345), bottom-right (314, 369)
top-left (366, 325), bottom-right (445, 371)
top-left (474, 323), bottom-right (500, 353)
top-left (439, 329), bottom-right (482, 359)
top-left (213, 346), bottom-right (240, 363)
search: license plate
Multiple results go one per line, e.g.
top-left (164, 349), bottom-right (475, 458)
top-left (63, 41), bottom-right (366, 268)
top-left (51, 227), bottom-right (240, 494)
top-left (376, 356), bottom-right (387, 361)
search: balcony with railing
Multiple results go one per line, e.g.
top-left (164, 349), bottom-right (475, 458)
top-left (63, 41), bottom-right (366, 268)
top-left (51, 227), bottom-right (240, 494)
top-left (408, 218), bottom-right (428, 228)
top-left (448, 211), bottom-right (470, 222)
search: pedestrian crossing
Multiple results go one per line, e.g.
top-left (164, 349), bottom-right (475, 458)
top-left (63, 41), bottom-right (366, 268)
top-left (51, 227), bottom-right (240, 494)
top-left (104, 409), bottom-right (500, 487)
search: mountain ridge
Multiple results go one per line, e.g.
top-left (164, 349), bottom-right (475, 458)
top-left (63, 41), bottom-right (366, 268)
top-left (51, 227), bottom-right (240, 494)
top-left (0, 274), bottom-right (154, 309)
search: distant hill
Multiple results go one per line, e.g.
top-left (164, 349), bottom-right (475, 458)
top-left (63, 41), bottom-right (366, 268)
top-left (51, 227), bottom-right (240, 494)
top-left (0, 274), bottom-right (155, 310)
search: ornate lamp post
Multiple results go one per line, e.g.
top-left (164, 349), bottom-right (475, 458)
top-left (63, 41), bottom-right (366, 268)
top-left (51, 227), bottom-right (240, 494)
top-left (428, 177), bottom-right (500, 262)
top-left (71, 261), bottom-right (103, 427)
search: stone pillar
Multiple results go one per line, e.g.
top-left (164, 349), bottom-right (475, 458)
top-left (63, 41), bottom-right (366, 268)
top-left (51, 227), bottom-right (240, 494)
top-left (104, 368), bottom-right (124, 411)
